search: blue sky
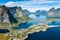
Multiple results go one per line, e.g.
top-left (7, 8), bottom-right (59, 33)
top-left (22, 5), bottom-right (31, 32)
top-left (0, 0), bottom-right (60, 12)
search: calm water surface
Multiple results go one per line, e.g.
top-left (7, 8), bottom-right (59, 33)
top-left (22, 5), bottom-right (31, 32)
top-left (25, 27), bottom-right (60, 40)
top-left (25, 21), bottom-right (60, 40)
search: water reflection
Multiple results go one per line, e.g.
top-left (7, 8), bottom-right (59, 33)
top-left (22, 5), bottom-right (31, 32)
top-left (13, 19), bottom-right (42, 29)
top-left (48, 21), bottom-right (60, 27)
top-left (0, 29), bottom-right (10, 33)
top-left (13, 15), bottom-right (47, 29)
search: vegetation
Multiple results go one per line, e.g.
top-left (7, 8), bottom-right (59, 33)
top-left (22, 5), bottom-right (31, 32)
top-left (0, 12), bottom-right (51, 40)
top-left (0, 22), bottom-right (10, 28)
top-left (1, 22), bottom-right (9, 26)
top-left (9, 24), bottom-right (48, 39)
top-left (0, 34), bottom-right (10, 40)
top-left (47, 18), bottom-right (60, 22)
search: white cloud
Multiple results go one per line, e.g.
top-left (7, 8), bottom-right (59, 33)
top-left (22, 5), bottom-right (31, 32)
top-left (5, 0), bottom-right (60, 12)
top-left (5, 1), bottom-right (18, 7)
top-left (5, 0), bottom-right (59, 6)
top-left (6, 2), bottom-right (14, 6)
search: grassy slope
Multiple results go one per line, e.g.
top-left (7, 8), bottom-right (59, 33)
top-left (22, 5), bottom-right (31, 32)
top-left (47, 18), bottom-right (60, 22)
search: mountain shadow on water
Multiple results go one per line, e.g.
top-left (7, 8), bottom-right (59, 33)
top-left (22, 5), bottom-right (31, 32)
top-left (48, 21), bottom-right (60, 25)
top-left (25, 27), bottom-right (60, 40)
top-left (0, 29), bottom-right (10, 33)
top-left (13, 22), bottom-right (33, 29)
top-left (6, 7), bottom-right (18, 24)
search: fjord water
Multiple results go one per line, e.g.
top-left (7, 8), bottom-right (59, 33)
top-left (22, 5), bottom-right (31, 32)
top-left (25, 27), bottom-right (60, 40)
top-left (48, 21), bottom-right (60, 27)
top-left (25, 21), bottom-right (60, 40)
top-left (13, 14), bottom-right (60, 40)
top-left (13, 19), bottom-right (41, 29)
top-left (13, 15), bottom-right (47, 29)
top-left (12, 15), bottom-right (60, 40)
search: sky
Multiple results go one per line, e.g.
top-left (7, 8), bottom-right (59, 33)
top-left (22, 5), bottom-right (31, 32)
top-left (0, 0), bottom-right (60, 12)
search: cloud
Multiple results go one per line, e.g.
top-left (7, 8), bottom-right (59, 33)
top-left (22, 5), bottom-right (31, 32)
top-left (5, 0), bottom-right (60, 12)
top-left (5, 1), bottom-right (59, 7)
top-left (5, 1), bottom-right (18, 7)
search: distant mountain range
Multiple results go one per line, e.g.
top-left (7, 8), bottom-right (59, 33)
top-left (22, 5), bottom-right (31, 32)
top-left (47, 7), bottom-right (60, 18)
top-left (24, 9), bottom-right (47, 17)
top-left (24, 8), bottom-right (60, 18)
top-left (24, 9), bottom-right (31, 16)
top-left (35, 10), bottom-right (46, 17)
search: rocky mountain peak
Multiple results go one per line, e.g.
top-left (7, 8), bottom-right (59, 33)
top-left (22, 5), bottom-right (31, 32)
top-left (0, 5), bottom-right (18, 24)
top-left (48, 7), bottom-right (56, 12)
top-left (47, 7), bottom-right (60, 17)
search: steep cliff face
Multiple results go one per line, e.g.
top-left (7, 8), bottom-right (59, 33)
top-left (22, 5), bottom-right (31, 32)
top-left (7, 6), bottom-right (17, 15)
top-left (15, 7), bottom-right (29, 21)
top-left (6, 7), bottom-right (18, 24)
top-left (0, 6), bottom-right (9, 23)
top-left (0, 6), bottom-right (18, 24)
top-left (15, 7), bottom-right (26, 17)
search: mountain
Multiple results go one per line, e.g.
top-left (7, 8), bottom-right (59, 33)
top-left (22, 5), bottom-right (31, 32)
top-left (15, 7), bottom-right (24, 17)
top-left (24, 10), bottom-right (47, 18)
top-left (0, 6), bottom-right (18, 24)
top-left (14, 7), bottom-right (30, 22)
top-left (0, 6), bottom-right (10, 23)
top-left (47, 8), bottom-right (60, 18)
top-left (35, 10), bottom-right (46, 17)
top-left (7, 6), bottom-right (17, 15)
top-left (56, 8), bottom-right (60, 16)
top-left (6, 7), bottom-right (18, 24)
top-left (0, 5), bottom-right (30, 27)
top-left (56, 8), bottom-right (60, 12)
top-left (24, 9), bottom-right (31, 16)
